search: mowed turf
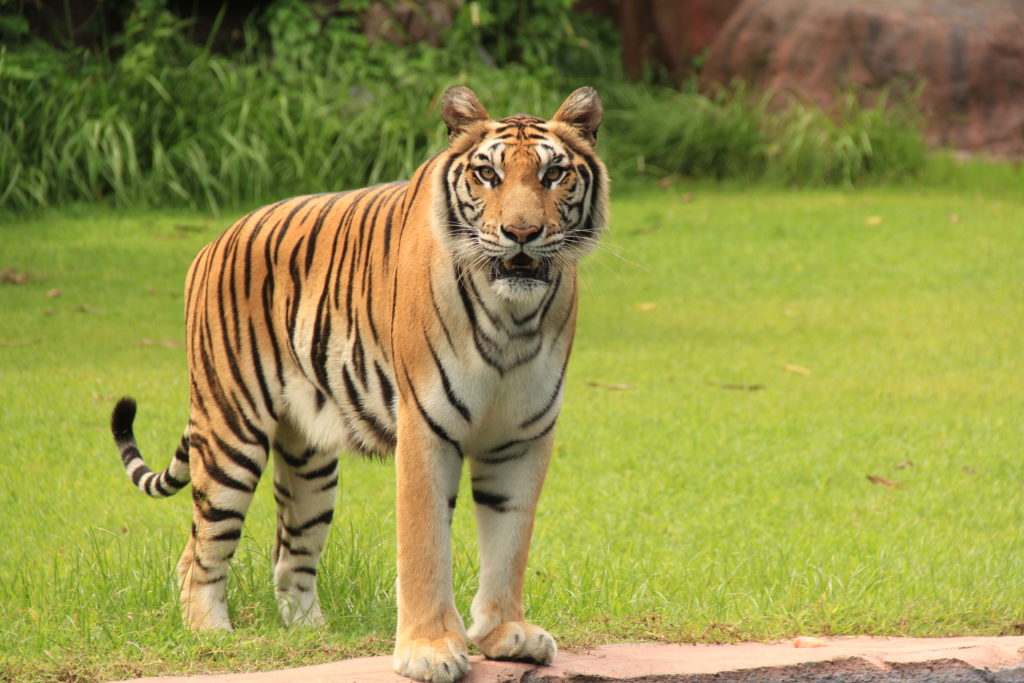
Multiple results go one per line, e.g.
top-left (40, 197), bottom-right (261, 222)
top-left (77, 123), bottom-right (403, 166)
top-left (1, 180), bottom-right (1021, 682)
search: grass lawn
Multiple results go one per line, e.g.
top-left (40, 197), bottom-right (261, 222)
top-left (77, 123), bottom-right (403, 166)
top-left (1, 175), bottom-right (1022, 682)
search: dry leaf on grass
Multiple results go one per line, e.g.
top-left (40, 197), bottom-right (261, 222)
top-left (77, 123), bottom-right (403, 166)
top-left (135, 339), bottom-right (186, 348)
top-left (782, 363), bottom-right (811, 375)
top-left (865, 215), bottom-right (883, 226)
top-left (72, 304), bottom-right (103, 315)
top-left (586, 381), bottom-right (635, 391)
top-left (709, 381), bottom-right (765, 392)
top-left (0, 339), bottom-right (38, 347)
top-left (0, 268), bottom-right (32, 284)
top-left (867, 474), bottom-right (901, 488)
top-left (896, 460), bottom-right (915, 469)
top-left (793, 636), bottom-right (828, 648)
top-left (635, 302), bottom-right (657, 311)
top-left (45, 288), bottom-right (61, 298)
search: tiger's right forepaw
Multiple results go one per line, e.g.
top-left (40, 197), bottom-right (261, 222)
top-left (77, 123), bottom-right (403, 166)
top-left (472, 621), bottom-right (556, 665)
top-left (393, 632), bottom-right (471, 683)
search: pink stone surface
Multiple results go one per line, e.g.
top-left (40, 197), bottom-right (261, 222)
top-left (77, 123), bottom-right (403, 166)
top-left (110, 636), bottom-right (1024, 683)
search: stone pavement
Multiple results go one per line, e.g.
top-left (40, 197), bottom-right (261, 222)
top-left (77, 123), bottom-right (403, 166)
top-left (113, 636), bottom-right (1024, 683)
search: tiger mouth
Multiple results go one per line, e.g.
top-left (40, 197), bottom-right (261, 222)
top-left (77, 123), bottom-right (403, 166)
top-left (492, 253), bottom-right (550, 282)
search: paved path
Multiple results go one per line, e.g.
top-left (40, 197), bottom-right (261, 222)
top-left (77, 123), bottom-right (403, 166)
top-left (112, 636), bottom-right (1024, 682)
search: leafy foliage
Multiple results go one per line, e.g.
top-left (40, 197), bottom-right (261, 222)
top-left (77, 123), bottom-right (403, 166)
top-left (0, 0), bottom-right (927, 214)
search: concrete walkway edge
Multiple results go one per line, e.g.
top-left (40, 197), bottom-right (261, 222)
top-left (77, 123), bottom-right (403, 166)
top-left (110, 636), bottom-right (1024, 683)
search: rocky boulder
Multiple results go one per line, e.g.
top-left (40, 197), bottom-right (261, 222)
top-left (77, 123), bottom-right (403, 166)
top-left (699, 0), bottom-right (1024, 158)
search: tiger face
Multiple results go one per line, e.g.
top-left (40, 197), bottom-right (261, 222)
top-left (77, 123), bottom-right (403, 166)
top-left (439, 87), bottom-right (608, 302)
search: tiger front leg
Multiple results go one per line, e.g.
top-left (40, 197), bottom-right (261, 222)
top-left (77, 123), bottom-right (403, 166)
top-left (392, 416), bottom-right (470, 683)
top-left (466, 434), bottom-right (556, 665)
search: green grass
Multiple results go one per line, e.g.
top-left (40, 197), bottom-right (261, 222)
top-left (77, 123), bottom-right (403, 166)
top-left (1, 173), bottom-right (1023, 682)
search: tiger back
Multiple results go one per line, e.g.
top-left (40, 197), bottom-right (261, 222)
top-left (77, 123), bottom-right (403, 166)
top-left (111, 86), bottom-right (608, 683)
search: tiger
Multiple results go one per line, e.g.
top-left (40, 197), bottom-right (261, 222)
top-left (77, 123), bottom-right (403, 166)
top-left (110, 85), bottom-right (608, 683)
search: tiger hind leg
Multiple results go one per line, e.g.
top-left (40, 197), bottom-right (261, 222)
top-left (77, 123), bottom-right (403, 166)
top-left (271, 420), bottom-right (338, 627)
top-left (177, 418), bottom-right (270, 631)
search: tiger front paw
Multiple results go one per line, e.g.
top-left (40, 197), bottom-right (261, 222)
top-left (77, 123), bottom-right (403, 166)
top-left (393, 631), bottom-right (471, 683)
top-left (471, 621), bottom-right (556, 664)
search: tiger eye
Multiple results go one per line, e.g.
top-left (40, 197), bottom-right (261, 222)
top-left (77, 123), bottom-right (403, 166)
top-left (477, 167), bottom-right (496, 182)
top-left (544, 167), bottom-right (564, 182)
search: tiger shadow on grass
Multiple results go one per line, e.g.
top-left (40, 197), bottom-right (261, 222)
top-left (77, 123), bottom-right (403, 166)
top-left (111, 86), bottom-right (608, 683)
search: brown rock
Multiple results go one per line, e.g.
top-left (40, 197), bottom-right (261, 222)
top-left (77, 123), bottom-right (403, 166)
top-left (618, 0), bottom-right (744, 82)
top-left (699, 0), bottom-right (1024, 158)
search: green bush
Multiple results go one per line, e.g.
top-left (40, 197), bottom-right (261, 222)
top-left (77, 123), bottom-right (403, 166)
top-left (604, 85), bottom-right (927, 186)
top-left (0, 0), bottom-right (928, 214)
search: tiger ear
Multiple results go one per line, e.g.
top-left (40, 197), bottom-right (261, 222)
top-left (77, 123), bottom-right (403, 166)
top-left (552, 87), bottom-right (603, 144)
top-left (440, 86), bottom-right (490, 140)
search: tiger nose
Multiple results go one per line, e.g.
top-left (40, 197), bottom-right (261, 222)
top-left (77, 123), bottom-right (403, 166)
top-left (501, 225), bottom-right (543, 243)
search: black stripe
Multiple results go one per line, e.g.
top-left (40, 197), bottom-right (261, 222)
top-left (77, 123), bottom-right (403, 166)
top-left (163, 472), bottom-right (188, 489)
top-left (192, 434), bottom-right (255, 493)
top-left (402, 150), bottom-right (445, 215)
top-left (341, 365), bottom-right (395, 444)
top-left (299, 461), bottom-right (337, 480)
top-left (274, 481), bottom-right (293, 500)
top-left (275, 443), bottom-right (315, 468)
top-left (283, 509), bottom-right (335, 536)
top-left (241, 198), bottom-right (290, 299)
top-left (122, 445), bottom-right (143, 469)
top-left (353, 328), bottom-right (367, 386)
top-left (477, 449), bottom-right (529, 465)
top-left (303, 193), bottom-right (348, 274)
top-left (428, 276), bottom-right (457, 350)
top-left (381, 184), bottom-right (404, 268)
top-left (286, 234), bottom-right (306, 346)
top-left (175, 436), bottom-right (190, 462)
top-left (278, 536), bottom-right (312, 555)
top-left (375, 361), bottom-right (396, 419)
top-left (198, 505), bottom-right (245, 523)
top-left (520, 352), bottom-right (570, 429)
top-left (472, 489), bottom-right (511, 512)
top-left (454, 266), bottom-right (502, 373)
top-left (402, 365), bottom-right (463, 458)
top-left (484, 415), bottom-right (558, 457)
top-left (426, 335), bottom-right (471, 422)
top-left (271, 195), bottom-right (321, 262)
top-left (212, 432), bottom-right (264, 480)
top-left (261, 270), bottom-right (287, 390)
top-left (210, 528), bottom-right (242, 542)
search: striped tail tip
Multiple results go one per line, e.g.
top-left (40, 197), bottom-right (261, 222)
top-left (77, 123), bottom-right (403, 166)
top-left (110, 397), bottom-right (190, 498)
top-left (111, 397), bottom-right (137, 445)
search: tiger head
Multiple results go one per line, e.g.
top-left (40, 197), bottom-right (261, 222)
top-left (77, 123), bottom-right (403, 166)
top-left (436, 86), bottom-right (609, 302)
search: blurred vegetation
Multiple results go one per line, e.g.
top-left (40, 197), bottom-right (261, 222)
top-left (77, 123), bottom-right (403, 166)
top-left (0, 0), bottom-right (928, 214)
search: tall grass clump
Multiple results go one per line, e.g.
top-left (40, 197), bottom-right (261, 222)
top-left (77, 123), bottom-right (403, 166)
top-left (604, 84), bottom-right (927, 186)
top-left (0, 0), bottom-right (929, 215)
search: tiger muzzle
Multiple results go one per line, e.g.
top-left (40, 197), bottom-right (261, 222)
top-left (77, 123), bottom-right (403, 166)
top-left (493, 252), bottom-right (549, 282)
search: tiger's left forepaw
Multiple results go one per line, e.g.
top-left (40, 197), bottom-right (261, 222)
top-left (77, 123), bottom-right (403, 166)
top-left (472, 622), bottom-right (556, 664)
